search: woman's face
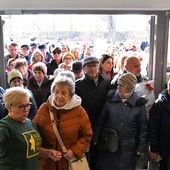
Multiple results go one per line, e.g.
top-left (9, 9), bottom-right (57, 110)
top-left (17, 66), bottom-right (27, 77)
top-left (10, 78), bottom-right (23, 87)
top-left (8, 60), bottom-right (15, 71)
top-left (100, 58), bottom-right (113, 73)
top-left (63, 56), bottom-right (73, 66)
top-left (33, 70), bottom-right (44, 83)
top-left (34, 52), bottom-right (43, 62)
top-left (117, 82), bottom-right (130, 97)
top-left (8, 97), bottom-right (31, 123)
top-left (53, 84), bottom-right (71, 107)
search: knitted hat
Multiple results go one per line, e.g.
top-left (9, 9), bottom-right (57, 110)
top-left (32, 62), bottom-right (47, 75)
top-left (118, 72), bottom-right (137, 92)
top-left (62, 52), bottom-right (75, 62)
top-left (8, 69), bottom-right (23, 85)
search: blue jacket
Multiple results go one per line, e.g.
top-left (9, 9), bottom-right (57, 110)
top-left (93, 90), bottom-right (147, 170)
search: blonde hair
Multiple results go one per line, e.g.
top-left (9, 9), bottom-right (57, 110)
top-left (3, 87), bottom-right (31, 109)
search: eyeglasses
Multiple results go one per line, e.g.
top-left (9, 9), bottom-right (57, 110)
top-left (16, 103), bottom-right (32, 111)
top-left (118, 84), bottom-right (126, 89)
top-left (64, 57), bottom-right (72, 60)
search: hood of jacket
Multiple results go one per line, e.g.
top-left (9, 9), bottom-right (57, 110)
top-left (48, 93), bottom-right (82, 110)
top-left (158, 89), bottom-right (169, 102)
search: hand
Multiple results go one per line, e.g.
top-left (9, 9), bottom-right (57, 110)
top-left (94, 142), bottom-right (98, 145)
top-left (149, 151), bottom-right (159, 162)
top-left (136, 151), bottom-right (142, 158)
top-left (63, 149), bottom-right (75, 161)
top-left (48, 149), bottom-right (62, 161)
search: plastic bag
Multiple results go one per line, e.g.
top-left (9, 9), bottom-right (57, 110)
top-left (135, 80), bottom-right (155, 119)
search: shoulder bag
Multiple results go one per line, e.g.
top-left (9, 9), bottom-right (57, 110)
top-left (98, 107), bottom-right (132, 153)
top-left (49, 110), bottom-right (89, 170)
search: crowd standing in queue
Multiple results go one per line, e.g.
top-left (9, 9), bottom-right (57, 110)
top-left (1, 39), bottom-right (169, 169)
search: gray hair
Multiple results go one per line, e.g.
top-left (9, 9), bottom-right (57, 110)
top-left (51, 74), bottom-right (75, 96)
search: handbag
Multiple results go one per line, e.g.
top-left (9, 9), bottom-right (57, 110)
top-left (98, 107), bottom-right (132, 153)
top-left (49, 110), bottom-right (89, 170)
top-left (98, 128), bottom-right (119, 153)
top-left (69, 154), bottom-right (89, 170)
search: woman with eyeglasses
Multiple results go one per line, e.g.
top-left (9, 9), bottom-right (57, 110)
top-left (0, 87), bottom-right (42, 170)
top-left (58, 52), bottom-right (75, 71)
top-left (93, 73), bottom-right (147, 170)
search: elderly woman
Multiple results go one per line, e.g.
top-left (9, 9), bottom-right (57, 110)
top-left (0, 87), bottom-right (42, 169)
top-left (32, 72), bottom-right (92, 170)
top-left (93, 73), bottom-right (147, 170)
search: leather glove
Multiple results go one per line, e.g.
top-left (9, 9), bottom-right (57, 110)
top-left (149, 151), bottom-right (162, 162)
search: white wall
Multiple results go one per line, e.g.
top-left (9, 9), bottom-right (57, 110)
top-left (0, 0), bottom-right (170, 13)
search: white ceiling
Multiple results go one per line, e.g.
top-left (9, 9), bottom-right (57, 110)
top-left (0, 0), bottom-right (170, 13)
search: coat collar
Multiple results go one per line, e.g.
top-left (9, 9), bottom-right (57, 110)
top-left (111, 90), bottom-right (138, 106)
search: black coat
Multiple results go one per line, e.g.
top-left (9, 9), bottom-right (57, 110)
top-left (148, 89), bottom-right (170, 160)
top-left (46, 59), bottom-right (62, 75)
top-left (27, 76), bottom-right (54, 109)
top-left (93, 90), bottom-right (147, 170)
top-left (75, 73), bottom-right (110, 129)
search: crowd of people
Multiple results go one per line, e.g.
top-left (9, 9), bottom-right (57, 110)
top-left (0, 40), bottom-right (169, 170)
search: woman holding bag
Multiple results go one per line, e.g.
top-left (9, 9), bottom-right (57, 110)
top-left (93, 73), bottom-right (148, 170)
top-left (32, 71), bottom-right (92, 170)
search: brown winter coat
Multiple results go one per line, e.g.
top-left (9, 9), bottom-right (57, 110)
top-left (33, 95), bottom-right (92, 170)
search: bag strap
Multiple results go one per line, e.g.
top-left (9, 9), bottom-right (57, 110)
top-left (49, 110), bottom-right (67, 153)
top-left (118, 107), bottom-right (132, 139)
